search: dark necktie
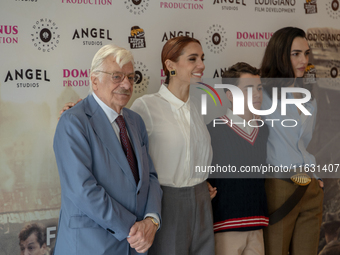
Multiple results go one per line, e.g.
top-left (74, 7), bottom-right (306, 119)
top-left (115, 115), bottom-right (139, 185)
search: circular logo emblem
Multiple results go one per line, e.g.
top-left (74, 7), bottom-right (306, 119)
top-left (31, 18), bottom-right (60, 52)
top-left (134, 70), bottom-right (143, 84)
top-left (205, 24), bottom-right (227, 54)
top-left (317, 60), bottom-right (340, 87)
top-left (312, 61), bottom-right (340, 89)
top-left (133, 61), bottom-right (150, 94)
top-left (40, 28), bottom-right (52, 43)
top-left (212, 33), bottom-right (221, 45)
top-left (132, 0), bottom-right (142, 5)
top-left (326, 0), bottom-right (340, 19)
top-left (125, 0), bottom-right (150, 15)
top-left (332, 0), bottom-right (339, 11)
top-left (330, 67), bottom-right (338, 78)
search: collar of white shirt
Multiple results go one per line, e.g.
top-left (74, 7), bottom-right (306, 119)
top-left (92, 92), bottom-right (122, 123)
top-left (158, 84), bottom-right (190, 111)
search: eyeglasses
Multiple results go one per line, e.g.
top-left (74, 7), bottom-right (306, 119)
top-left (95, 71), bottom-right (135, 84)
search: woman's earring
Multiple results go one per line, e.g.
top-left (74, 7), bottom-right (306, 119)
top-left (170, 70), bottom-right (176, 76)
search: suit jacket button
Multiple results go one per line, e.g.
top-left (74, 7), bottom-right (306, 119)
top-left (137, 191), bottom-right (140, 195)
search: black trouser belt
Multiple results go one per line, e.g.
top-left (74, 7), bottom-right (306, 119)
top-left (269, 180), bottom-right (309, 225)
top-left (268, 170), bottom-right (312, 225)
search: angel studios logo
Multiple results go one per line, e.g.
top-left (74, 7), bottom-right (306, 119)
top-left (31, 18), bottom-right (60, 52)
top-left (213, 67), bottom-right (228, 78)
top-left (326, 0), bottom-right (340, 19)
top-left (205, 24), bottom-right (227, 54)
top-left (133, 60), bottom-right (150, 94)
top-left (213, 0), bottom-right (246, 11)
top-left (125, 0), bottom-right (150, 15)
top-left (4, 68), bottom-right (50, 88)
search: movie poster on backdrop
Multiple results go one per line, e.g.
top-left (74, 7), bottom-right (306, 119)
top-left (306, 26), bottom-right (340, 253)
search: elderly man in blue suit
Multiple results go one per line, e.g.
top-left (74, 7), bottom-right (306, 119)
top-left (53, 44), bottom-right (162, 255)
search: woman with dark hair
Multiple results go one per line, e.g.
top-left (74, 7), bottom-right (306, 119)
top-left (130, 36), bottom-right (215, 255)
top-left (260, 27), bottom-right (324, 255)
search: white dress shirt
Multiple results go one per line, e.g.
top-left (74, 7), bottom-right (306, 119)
top-left (92, 92), bottom-right (122, 139)
top-left (130, 84), bottom-right (213, 188)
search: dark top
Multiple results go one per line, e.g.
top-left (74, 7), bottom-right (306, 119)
top-left (207, 117), bottom-right (269, 233)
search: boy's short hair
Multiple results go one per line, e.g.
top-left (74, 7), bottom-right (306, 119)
top-left (222, 62), bottom-right (260, 93)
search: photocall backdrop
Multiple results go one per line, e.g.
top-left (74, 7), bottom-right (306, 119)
top-left (1, 0), bottom-right (340, 254)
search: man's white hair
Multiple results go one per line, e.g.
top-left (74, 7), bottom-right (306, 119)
top-left (89, 44), bottom-right (134, 93)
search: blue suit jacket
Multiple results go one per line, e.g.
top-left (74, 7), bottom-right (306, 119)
top-left (53, 95), bottom-right (162, 255)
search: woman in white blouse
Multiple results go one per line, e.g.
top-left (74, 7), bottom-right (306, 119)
top-left (130, 36), bottom-right (215, 255)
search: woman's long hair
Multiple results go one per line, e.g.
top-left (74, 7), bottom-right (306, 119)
top-left (260, 27), bottom-right (313, 99)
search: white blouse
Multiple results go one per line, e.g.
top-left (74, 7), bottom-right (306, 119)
top-left (130, 84), bottom-right (213, 188)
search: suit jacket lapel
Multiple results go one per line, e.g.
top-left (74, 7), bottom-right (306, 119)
top-left (84, 95), bottom-right (137, 187)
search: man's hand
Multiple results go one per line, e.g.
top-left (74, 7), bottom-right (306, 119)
top-left (207, 181), bottom-right (217, 200)
top-left (58, 98), bottom-right (82, 120)
top-left (127, 218), bottom-right (157, 253)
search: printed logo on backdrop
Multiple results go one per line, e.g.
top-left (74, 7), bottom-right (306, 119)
top-left (306, 27), bottom-right (340, 86)
top-left (4, 69), bottom-right (50, 88)
top-left (320, 60), bottom-right (340, 79)
top-left (161, 31), bottom-right (195, 42)
top-left (134, 61), bottom-right (150, 94)
top-left (306, 31), bottom-right (340, 49)
top-left (160, 0), bottom-right (203, 10)
top-left (72, 27), bottom-right (112, 46)
top-left (0, 25), bottom-right (18, 44)
top-left (125, 0), bottom-right (150, 15)
top-left (328, 62), bottom-right (339, 78)
top-left (326, 0), bottom-right (340, 19)
top-left (313, 60), bottom-right (339, 88)
top-left (213, 0), bottom-right (246, 11)
top-left (205, 24), bottom-right (227, 54)
top-left (63, 69), bottom-right (90, 87)
top-left (213, 67), bottom-right (227, 78)
top-left (128, 26), bottom-right (146, 49)
top-left (61, 0), bottom-right (112, 5)
top-left (31, 18), bottom-right (60, 52)
top-left (236, 31), bottom-right (273, 48)
top-left (15, 0), bottom-right (37, 2)
top-left (304, 0), bottom-right (317, 14)
top-left (254, 0), bottom-right (296, 13)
